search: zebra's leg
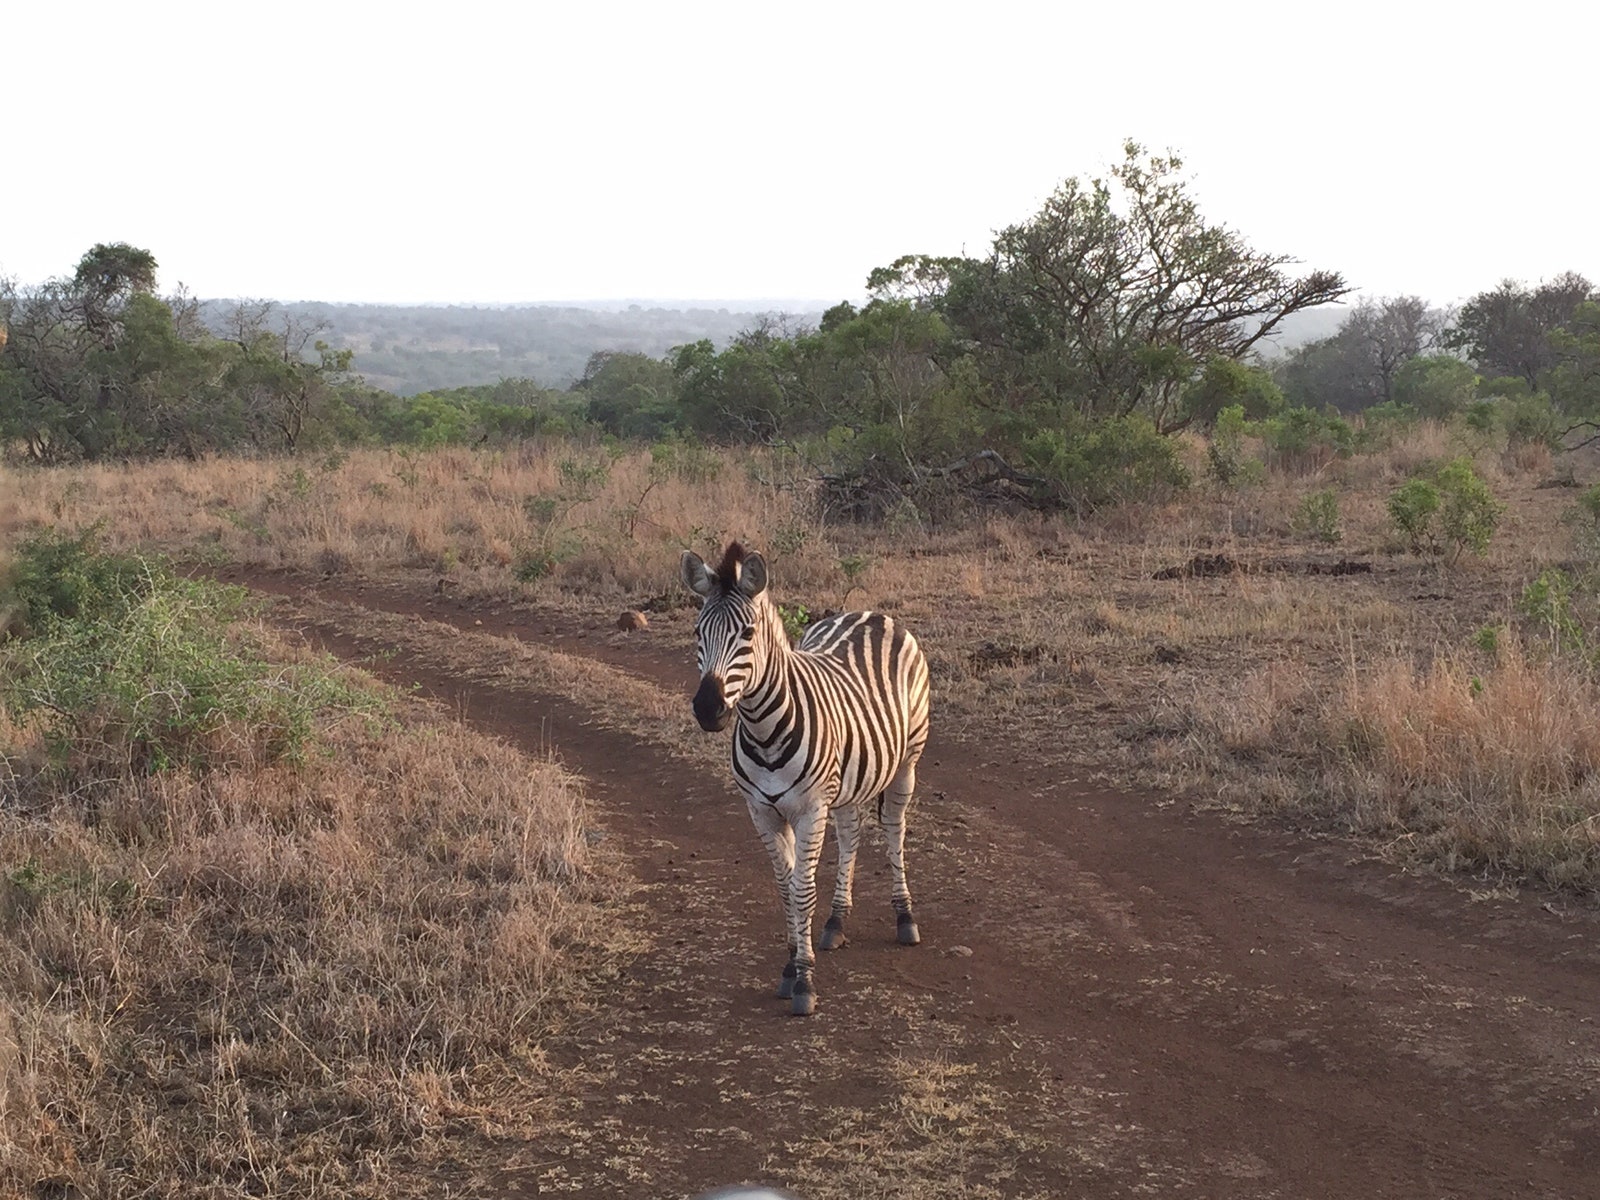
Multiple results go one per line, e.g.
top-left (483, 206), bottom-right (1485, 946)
top-left (880, 760), bottom-right (921, 946)
top-left (819, 802), bottom-right (860, 951)
top-left (788, 801), bottom-right (830, 1016)
top-left (746, 799), bottom-right (798, 999)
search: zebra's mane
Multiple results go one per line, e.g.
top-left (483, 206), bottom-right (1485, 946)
top-left (713, 541), bottom-right (749, 591)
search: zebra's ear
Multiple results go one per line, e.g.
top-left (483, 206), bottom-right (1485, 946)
top-left (680, 550), bottom-right (716, 598)
top-left (737, 551), bottom-right (769, 598)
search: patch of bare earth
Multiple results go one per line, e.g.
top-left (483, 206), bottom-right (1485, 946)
top-left (247, 570), bottom-right (1600, 1199)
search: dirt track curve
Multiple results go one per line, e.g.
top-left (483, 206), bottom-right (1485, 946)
top-left (232, 569), bottom-right (1600, 1199)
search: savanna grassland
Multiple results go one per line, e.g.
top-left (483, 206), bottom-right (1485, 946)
top-left (6, 416), bottom-right (1600, 1198)
top-left (7, 142), bottom-right (1600, 1197)
top-left (8, 418), bottom-right (1600, 893)
top-left (0, 534), bottom-right (629, 1197)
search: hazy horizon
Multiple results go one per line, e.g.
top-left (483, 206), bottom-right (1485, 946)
top-left (7, 4), bottom-right (1594, 309)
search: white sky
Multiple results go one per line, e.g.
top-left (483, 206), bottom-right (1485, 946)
top-left (5, 1), bottom-right (1595, 308)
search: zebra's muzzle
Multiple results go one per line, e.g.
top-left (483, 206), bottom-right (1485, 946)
top-left (692, 675), bottom-right (733, 732)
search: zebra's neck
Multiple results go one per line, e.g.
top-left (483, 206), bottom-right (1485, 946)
top-left (736, 594), bottom-right (794, 732)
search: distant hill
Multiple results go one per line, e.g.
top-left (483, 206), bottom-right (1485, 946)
top-left (1252, 305), bottom-right (1350, 358)
top-left (195, 298), bottom-right (1345, 397)
top-left (197, 300), bottom-right (830, 396)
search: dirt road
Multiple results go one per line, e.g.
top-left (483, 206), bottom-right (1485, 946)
top-left (236, 569), bottom-right (1600, 1199)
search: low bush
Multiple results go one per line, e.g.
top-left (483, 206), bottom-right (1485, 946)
top-left (1292, 489), bottom-right (1343, 544)
top-left (1021, 414), bottom-right (1191, 513)
top-left (1386, 458), bottom-right (1503, 562)
top-left (3, 531), bottom-right (378, 777)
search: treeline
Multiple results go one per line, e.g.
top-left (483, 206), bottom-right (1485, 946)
top-left (564, 145), bottom-right (1598, 516)
top-left (4, 143), bottom-right (1597, 520)
top-left (198, 300), bottom-right (796, 395)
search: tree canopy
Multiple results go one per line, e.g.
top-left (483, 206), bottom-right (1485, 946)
top-left (869, 142), bottom-right (1349, 430)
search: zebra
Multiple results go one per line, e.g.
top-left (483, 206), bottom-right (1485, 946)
top-left (680, 541), bottom-right (931, 1016)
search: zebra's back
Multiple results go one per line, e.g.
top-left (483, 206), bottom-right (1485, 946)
top-left (792, 611), bottom-right (930, 799)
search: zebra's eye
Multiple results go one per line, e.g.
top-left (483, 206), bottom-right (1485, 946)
top-left (741, 625), bottom-right (755, 639)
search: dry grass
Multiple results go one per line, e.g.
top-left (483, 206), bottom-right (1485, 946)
top-left (0, 628), bottom-right (613, 1199)
top-left (1159, 636), bottom-right (1600, 889)
top-left (7, 429), bottom-right (1600, 898)
top-left (1331, 641), bottom-right (1600, 887)
top-left (0, 445), bottom-right (844, 600)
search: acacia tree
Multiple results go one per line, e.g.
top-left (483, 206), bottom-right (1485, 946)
top-left (870, 142), bottom-right (1349, 429)
top-left (221, 300), bottom-right (354, 450)
top-left (1281, 296), bottom-right (1448, 411)
top-left (1445, 273), bottom-right (1595, 387)
top-left (1343, 296), bottom-right (1446, 403)
top-left (0, 245), bottom-right (166, 458)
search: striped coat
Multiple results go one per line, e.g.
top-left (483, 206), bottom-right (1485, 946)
top-left (681, 541), bottom-right (930, 1015)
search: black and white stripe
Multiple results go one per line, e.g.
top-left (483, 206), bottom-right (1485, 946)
top-left (681, 541), bottom-right (931, 1016)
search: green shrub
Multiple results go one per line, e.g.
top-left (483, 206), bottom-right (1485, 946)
top-left (2, 533), bottom-right (379, 775)
top-left (649, 434), bottom-right (721, 485)
top-left (1181, 358), bottom-right (1285, 425)
top-left (1436, 457), bottom-right (1504, 561)
top-left (1393, 355), bottom-right (1476, 420)
top-left (1292, 489), bottom-right (1343, 544)
top-left (1472, 623), bottom-right (1503, 655)
top-left (838, 553), bottom-right (872, 605)
top-left (1387, 478), bottom-right (1443, 555)
top-left (1355, 401), bottom-right (1418, 451)
top-left (1259, 406), bottom-right (1353, 473)
top-left (778, 602), bottom-right (812, 642)
top-left (1517, 569), bottom-right (1587, 657)
top-left (1205, 404), bottom-right (1264, 487)
top-left (1478, 375), bottom-right (1533, 401)
top-left (4, 524), bottom-right (154, 634)
top-left (1503, 393), bottom-right (1560, 449)
top-left (1387, 458), bottom-right (1503, 561)
top-left (1579, 481), bottom-right (1600, 527)
top-left (1463, 399), bottom-right (1498, 434)
top-left (1021, 414), bottom-right (1191, 513)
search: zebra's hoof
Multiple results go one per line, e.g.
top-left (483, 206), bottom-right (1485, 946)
top-left (819, 915), bottom-right (847, 951)
top-left (791, 980), bottom-right (816, 1016)
top-left (777, 961), bottom-right (797, 999)
top-left (896, 914), bottom-right (921, 946)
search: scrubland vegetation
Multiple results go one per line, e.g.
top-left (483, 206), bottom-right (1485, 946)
top-left (0, 534), bottom-right (609, 1197)
top-left (5, 140), bottom-right (1600, 1193)
top-left (6, 408), bottom-right (1600, 896)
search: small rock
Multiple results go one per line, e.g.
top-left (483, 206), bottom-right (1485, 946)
top-left (617, 609), bottom-right (649, 631)
top-left (947, 945), bottom-right (974, 958)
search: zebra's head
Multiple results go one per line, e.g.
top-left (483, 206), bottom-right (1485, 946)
top-left (681, 541), bottom-right (771, 732)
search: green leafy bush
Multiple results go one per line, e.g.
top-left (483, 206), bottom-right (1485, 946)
top-left (1387, 479), bottom-right (1443, 555)
top-left (1259, 406), bottom-right (1353, 473)
top-left (1503, 393), bottom-right (1560, 449)
top-left (1355, 401), bottom-right (1418, 451)
top-left (1578, 481), bottom-right (1600, 527)
top-left (1292, 489), bottom-right (1343, 544)
top-left (1021, 414), bottom-right (1191, 513)
top-left (1463, 399), bottom-right (1499, 434)
top-left (649, 434), bottom-right (721, 484)
top-left (3, 524), bottom-right (154, 633)
top-left (1181, 357), bottom-right (1285, 425)
top-left (1436, 457), bottom-right (1505, 561)
top-left (1393, 355), bottom-right (1476, 420)
top-left (1387, 458), bottom-right (1503, 561)
top-left (1517, 569), bottom-right (1587, 658)
top-left (1205, 404), bottom-right (1264, 487)
top-left (778, 603), bottom-right (812, 642)
top-left (2, 531), bottom-right (379, 776)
